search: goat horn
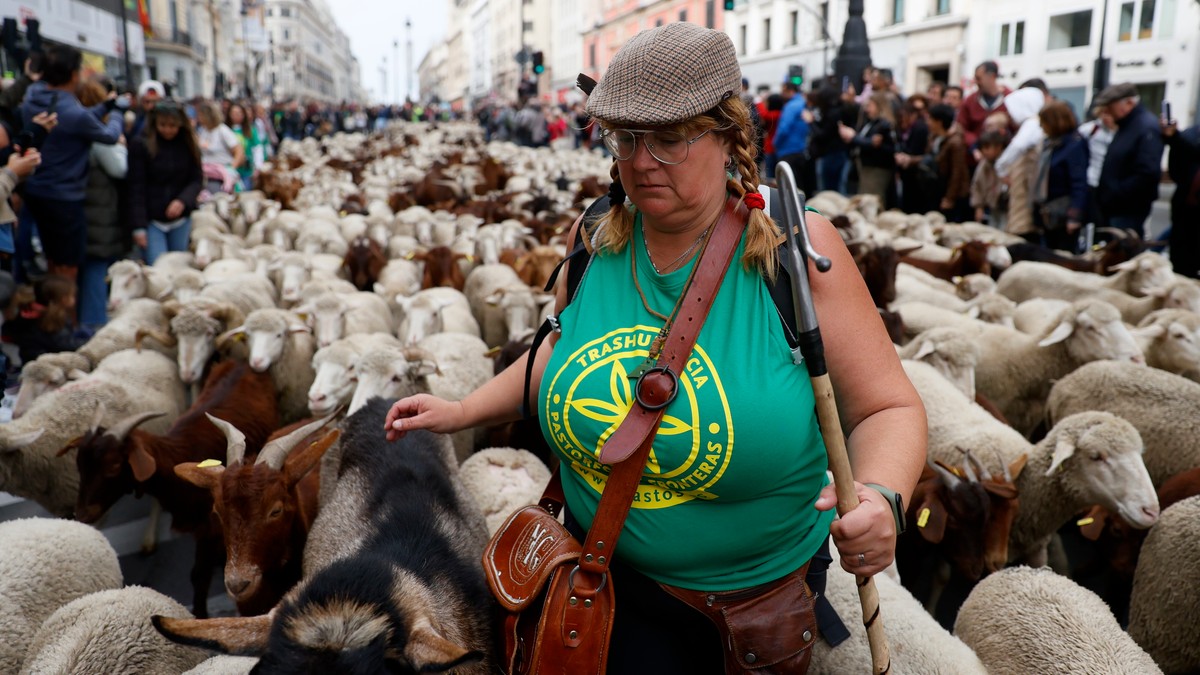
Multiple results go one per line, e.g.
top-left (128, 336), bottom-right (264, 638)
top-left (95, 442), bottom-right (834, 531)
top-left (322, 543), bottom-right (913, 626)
top-left (107, 410), bottom-right (167, 444)
top-left (256, 411), bottom-right (340, 470)
top-left (996, 448), bottom-right (1012, 484)
top-left (954, 447), bottom-right (980, 482)
top-left (135, 328), bottom-right (177, 351)
top-left (89, 401), bottom-right (107, 435)
top-left (964, 448), bottom-right (992, 481)
top-left (206, 413), bottom-right (247, 466)
top-left (928, 459), bottom-right (960, 487)
top-left (206, 303), bottom-right (243, 326)
top-left (400, 346), bottom-right (440, 373)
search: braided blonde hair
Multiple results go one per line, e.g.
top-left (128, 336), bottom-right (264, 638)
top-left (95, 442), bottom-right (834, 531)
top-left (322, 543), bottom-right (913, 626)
top-left (590, 96), bottom-right (780, 279)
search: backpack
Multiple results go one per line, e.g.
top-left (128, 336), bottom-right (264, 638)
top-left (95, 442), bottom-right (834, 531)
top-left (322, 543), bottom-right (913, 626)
top-left (521, 188), bottom-right (811, 417)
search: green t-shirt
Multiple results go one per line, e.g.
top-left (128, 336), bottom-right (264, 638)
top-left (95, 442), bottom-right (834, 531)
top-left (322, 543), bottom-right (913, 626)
top-left (539, 215), bottom-right (835, 591)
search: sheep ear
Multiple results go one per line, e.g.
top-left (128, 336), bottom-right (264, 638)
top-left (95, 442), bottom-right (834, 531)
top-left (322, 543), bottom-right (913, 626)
top-left (129, 440), bottom-right (157, 482)
top-left (151, 615), bottom-right (270, 656)
top-left (1046, 436), bottom-right (1076, 476)
top-left (1038, 320), bottom-right (1075, 347)
top-left (1131, 323), bottom-right (1165, 340)
top-left (284, 429), bottom-right (341, 486)
top-left (174, 462), bottom-right (224, 490)
top-left (911, 340), bottom-right (936, 361)
top-left (914, 493), bottom-right (947, 544)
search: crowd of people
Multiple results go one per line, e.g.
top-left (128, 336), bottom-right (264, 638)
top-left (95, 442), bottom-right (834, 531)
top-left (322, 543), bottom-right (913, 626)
top-left (749, 61), bottom-right (1200, 278)
top-left (0, 43), bottom-right (386, 376)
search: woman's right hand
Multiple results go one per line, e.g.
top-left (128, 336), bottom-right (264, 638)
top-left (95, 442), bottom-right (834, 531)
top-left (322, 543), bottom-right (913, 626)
top-left (165, 199), bottom-right (185, 220)
top-left (7, 148), bottom-right (40, 178)
top-left (384, 394), bottom-right (467, 442)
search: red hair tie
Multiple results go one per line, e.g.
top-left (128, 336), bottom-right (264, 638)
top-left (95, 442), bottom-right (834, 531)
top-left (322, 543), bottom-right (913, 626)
top-left (743, 192), bottom-right (765, 211)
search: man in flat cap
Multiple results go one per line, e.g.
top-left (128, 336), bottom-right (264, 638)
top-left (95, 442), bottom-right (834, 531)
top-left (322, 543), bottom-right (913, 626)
top-left (1093, 82), bottom-right (1164, 237)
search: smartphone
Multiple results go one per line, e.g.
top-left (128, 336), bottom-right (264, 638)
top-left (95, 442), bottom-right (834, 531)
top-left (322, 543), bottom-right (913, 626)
top-left (1162, 101), bottom-right (1172, 123)
top-left (13, 129), bottom-right (34, 154)
top-left (841, 76), bottom-right (850, 93)
top-left (46, 91), bottom-right (57, 116)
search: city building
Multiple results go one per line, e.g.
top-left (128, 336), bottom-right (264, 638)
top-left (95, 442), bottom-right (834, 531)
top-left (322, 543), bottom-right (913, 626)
top-left (262, 0), bottom-right (362, 103)
top-left (582, 0), bottom-right (725, 85)
top-left (0, 0), bottom-right (147, 88)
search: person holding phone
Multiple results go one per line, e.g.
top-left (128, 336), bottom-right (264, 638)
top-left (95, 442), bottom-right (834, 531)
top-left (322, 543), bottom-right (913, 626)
top-left (17, 44), bottom-right (123, 286)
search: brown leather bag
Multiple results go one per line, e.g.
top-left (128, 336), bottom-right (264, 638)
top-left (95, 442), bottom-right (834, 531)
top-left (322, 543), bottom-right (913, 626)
top-left (660, 564), bottom-right (819, 674)
top-left (482, 196), bottom-right (748, 674)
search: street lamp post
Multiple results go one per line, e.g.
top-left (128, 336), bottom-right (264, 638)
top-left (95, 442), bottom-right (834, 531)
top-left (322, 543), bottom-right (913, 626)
top-left (393, 38), bottom-right (400, 104)
top-left (405, 18), bottom-right (413, 103)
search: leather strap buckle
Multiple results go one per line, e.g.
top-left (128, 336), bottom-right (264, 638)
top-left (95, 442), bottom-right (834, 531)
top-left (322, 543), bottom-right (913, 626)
top-left (634, 366), bottom-right (678, 411)
top-left (568, 565), bottom-right (608, 594)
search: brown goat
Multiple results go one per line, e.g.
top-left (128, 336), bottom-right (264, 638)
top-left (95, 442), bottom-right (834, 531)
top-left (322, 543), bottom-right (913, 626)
top-left (342, 236), bottom-right (387, 291)
top-left (415, 246), bottom-right (469, 290)
top-left (175, 415), bottom-right (339, 616)
top-left (900, 240), bottom-right (993, 281)
top-left (510, 246), bottom-right (562, 289)
top-left (896, 451), bottom-right (1026, 610)
top-left (60, 360), bottom-right (280, 618)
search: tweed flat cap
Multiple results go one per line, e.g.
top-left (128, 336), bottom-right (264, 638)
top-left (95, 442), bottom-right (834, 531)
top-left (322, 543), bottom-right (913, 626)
top-left (586, 22), bottom-right (742, 127)
top-left (1093, 82), bottom-right (1139, 108)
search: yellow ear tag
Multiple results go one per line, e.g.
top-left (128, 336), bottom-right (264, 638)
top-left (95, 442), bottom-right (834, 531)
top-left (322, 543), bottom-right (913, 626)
top-left (197, 459), bottom-right (223, 468)
top-left (917, 508), bottom-right (931, 529)
top-left (1076, 517), bottom-right (1095, 527)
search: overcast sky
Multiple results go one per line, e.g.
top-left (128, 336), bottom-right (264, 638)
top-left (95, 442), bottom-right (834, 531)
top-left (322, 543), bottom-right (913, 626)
top-left (327, 1), bottom-right (446, 104)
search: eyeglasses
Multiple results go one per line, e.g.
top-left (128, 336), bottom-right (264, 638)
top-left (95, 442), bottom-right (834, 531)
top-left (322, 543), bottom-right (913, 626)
top-left (600, 127), bottom-right (713, 165)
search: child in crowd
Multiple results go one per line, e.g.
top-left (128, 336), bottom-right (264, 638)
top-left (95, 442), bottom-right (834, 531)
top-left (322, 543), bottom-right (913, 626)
top-left (2, 274), bottom-right (86, 366)
top-left (971, 130), bottom-right (1010, 228)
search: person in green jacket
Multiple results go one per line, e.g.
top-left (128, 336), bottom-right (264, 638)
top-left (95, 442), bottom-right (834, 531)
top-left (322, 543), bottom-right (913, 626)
top-left (228, 102), bottom-right (265, 191)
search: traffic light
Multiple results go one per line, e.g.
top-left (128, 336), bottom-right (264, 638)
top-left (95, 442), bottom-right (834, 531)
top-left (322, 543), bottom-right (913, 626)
top-left (532, 51), bottom-right (544, 75)
top-left (723, 0), bottom-right (735, 9)
top-left (788, 64), bottom-right (804, 87)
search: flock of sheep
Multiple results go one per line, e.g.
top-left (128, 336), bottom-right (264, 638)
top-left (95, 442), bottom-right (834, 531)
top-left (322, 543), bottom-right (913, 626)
top-left (0, 120), bottom-right (1196, 673)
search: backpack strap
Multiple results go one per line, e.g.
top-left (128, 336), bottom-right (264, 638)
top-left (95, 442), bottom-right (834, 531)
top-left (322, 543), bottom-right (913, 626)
top-left (520, 195), bottom-right (610, 420)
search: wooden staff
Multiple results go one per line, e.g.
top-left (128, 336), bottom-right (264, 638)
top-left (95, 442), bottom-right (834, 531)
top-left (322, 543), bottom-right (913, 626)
top-left (774, 162), bottom-right (891, 675)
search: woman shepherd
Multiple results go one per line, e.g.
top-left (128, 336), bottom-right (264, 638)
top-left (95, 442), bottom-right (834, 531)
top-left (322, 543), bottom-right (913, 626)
top-left (385, 23), bottom-right (926, 673)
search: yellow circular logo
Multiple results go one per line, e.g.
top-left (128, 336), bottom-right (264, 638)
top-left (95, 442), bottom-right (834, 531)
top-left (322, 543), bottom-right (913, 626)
top-left (543, 326), bottom-right (734, 509)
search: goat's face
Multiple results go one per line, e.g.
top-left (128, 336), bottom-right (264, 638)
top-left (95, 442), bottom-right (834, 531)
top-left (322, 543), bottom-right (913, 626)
top-left (69, 430), bottom-right (138, 524)
top-left (214, 463), bottom-right (296, 609)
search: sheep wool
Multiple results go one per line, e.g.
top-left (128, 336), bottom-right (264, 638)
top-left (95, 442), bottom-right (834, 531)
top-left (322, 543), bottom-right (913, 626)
top-left (808, 539), bottom-right (987, 674)
top-left (955, 566), bottom-right (1163, 675)
top-left (0, 518), bottom-right (123, 673)
top-left (1128, 496), bottom-right (1200, 673)
top-left (20, 586), bottom-right (207, 675)
top-left (459, 447), bottom-right (552, 535)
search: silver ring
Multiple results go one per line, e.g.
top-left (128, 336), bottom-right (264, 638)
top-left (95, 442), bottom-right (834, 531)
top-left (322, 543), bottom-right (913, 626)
top-left (857, 553), bottom-right (867, 567)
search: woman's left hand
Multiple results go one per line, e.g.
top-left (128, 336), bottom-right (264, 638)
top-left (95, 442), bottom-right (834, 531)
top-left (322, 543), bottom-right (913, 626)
top-left (815, 481), bottom-right (897, 576)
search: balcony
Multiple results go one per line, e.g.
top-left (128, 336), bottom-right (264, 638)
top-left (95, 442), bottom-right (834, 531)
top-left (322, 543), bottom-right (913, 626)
top-left (145, 22), bottom-right (203, 59)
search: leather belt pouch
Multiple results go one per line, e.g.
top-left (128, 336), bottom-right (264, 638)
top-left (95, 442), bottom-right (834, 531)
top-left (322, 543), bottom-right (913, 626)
top-left (660, 563), bottom-right (818, 674)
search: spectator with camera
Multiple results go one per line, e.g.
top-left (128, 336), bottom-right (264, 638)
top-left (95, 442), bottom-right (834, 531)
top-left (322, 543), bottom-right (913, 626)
top-left (17, 44), bottom-right (123, 286)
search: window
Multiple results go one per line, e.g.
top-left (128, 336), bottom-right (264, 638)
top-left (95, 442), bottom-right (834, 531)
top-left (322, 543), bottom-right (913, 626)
top-left (935, 0), bottom-right (950, 15)
top-left (1047, 10), bottom-right (1091, 49)
top-left (706, 0), bottom-right (714, 28)
top-left (1120, 0), bottom-right (1158, 41)
top-left (998, 20), bottom-right (1024, 56)
top-left (892, 0), bottom-right (904, 24)
top-left (679, 9), bottom-right (687, 22)
top-left (283, 28), bottom-right (290, 40)
top-left (739, 24), bottom-right (747, 55)
top-left (280, 7), bottom-right (291, 17)
top-left (763, 18), bottom-right (771, 51)
top-left (789, 11), bottom-right (799, 45)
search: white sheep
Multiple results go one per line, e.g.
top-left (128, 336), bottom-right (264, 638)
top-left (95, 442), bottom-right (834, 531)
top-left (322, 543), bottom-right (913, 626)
top-left (299, 290), bottom-right (395, 348)
top-left (20, 586), bottom-right (208, 675)
top-left (458, 447), bottom-right (552, 535)
top-left (1131, 308), bottom-right (1200, 380)
top-left (954, 273), bottom-right (997, 300)
top-left (1128, 496), bottom-right (1200, 673)
top-left (167, 268), bottom-right (205, 302)
top-left (996, 252), bottom-right (1176, 304)
top-left (973, 299), bottom-right (1143, 437)
top-left (348, 332), bottom-right (492, 459)
top-left (219, 308), bottom-right (316, 423)
top-left (954, 566), bottom-right (1163, 675)
top-left (200, 257), bottom-right (253, 284)
top-left (373, 258), bottom-right (422, 300)
top-left (0, 518), bottom-right (123, 673)
top-left (81, 297), bottom-right (175, 367)
top-left (904, 360), bottom-right (1159, 566)
top-left (106, 260), bottom-right (173, 312)
top-left (307, 332), bottom-right (404, 416)
top-left (808, 538), bottom-right (988, 674)
top-left (893, 301), bottom-right (988, 341)
top-left (1012, 297), bottom-right (1072, 335)
top-left (0, 351), bottom-right (185, 516)
top-left (1048, 360), bottom-right (1200, 487)
top-left (12, 351), bottom-right (92, 418)
top-left (893, 272), bottom-right (968, 311)
top-left (463, 263), bottom-right (552, 348)
top-left (395, 287), bottom-right (482, 344)
top-left (898, 328), bottom-right (980, 399)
